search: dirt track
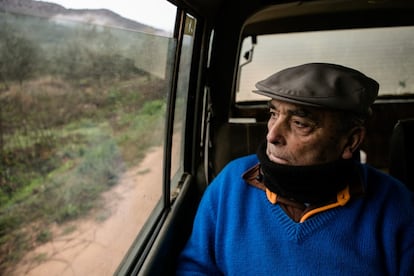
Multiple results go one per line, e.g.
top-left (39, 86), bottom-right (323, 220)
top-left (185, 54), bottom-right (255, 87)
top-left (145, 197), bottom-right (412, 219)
top-left (12, 147), bottom-right (163, 276)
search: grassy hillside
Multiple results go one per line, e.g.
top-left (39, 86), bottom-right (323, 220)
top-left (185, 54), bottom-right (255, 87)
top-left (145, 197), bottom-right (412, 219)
top-left (0, 11), bottom-right (170, 272)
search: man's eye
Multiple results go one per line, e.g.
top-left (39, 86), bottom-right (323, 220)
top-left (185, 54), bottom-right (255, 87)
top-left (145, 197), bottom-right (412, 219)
top-left (293, 120), bottom-right (306, 127)
top-left (292, 119), bottom-right (312, 129)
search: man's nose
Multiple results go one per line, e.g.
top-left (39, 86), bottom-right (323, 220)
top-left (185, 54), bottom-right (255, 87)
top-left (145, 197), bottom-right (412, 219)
top-left (266, 118), bottom-right (286, 144)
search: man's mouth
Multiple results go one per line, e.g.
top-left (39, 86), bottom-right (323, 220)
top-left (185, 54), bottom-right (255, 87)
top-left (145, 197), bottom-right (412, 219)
top-left (266, 148), bottom-right (289, 164)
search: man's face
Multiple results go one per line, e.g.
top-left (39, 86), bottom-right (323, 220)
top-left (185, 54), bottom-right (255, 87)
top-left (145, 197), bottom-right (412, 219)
top-left (266, 99), bottom-right (350, 166)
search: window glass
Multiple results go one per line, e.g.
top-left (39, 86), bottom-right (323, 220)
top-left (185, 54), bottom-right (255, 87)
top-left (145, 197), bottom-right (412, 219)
top-left (171, 14), bottom-right (196, 185)
top-left (237, 26), bottom-right (414, 102)
top-left (0, 0), bottom-right (176, 275)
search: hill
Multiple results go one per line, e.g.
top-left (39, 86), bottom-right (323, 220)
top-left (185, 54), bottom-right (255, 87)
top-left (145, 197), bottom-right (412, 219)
top-left (0, 0), bottom-right (169, 35)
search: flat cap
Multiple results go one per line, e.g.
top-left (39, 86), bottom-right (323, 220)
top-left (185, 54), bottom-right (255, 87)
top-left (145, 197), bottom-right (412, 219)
top-left (254, 63), bottom-right (379, 115)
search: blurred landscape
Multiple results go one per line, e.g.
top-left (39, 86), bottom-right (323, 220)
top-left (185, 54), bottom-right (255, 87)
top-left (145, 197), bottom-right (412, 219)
top-left (0, 0), bottom-right (171, 273)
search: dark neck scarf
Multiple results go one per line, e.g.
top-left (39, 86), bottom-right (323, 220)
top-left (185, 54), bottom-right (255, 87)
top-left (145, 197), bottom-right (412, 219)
top-left (256, 141), bottom-right (357, 204)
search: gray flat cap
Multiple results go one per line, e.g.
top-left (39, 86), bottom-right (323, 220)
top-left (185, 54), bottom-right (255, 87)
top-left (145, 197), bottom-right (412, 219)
top-left (254, 63), bottom-right (379, 115)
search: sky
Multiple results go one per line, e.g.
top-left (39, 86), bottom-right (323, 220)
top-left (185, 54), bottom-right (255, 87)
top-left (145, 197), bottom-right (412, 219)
top-left (40, 0), bottom-right (177, 31)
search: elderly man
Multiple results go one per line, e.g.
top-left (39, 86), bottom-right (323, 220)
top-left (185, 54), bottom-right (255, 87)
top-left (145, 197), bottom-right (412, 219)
top-left (176, 63), bottom-right (414, 275)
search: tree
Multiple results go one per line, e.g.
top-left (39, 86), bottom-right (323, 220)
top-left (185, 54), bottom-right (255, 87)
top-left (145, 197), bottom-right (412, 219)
top-left (0, 26), bottom-right (40, 87)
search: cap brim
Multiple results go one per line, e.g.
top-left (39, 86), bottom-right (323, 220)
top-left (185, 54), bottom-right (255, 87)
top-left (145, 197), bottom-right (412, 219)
top-left (252, 89), bottom-right (325, 108)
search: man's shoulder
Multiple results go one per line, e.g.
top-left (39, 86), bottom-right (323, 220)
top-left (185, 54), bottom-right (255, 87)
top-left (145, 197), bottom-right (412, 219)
top-left (361, 164), bottom-right (409, 190)
top-left (204, 155), bottom-right (259, 202)
top-left (361, 164), bottom-right (414, 206)
top-left (210, 154), bottom-right (258, 189)
top-left (223, 154), bottom-right (259, 172)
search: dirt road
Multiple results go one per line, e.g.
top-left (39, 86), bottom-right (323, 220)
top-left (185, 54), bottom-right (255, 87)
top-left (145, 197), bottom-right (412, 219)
top-left (12, 147), bottom-right (163, 276)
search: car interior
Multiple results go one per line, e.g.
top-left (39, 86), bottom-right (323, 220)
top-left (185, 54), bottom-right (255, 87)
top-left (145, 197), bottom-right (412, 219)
top-left (115, 0), bottom-right (414, 274)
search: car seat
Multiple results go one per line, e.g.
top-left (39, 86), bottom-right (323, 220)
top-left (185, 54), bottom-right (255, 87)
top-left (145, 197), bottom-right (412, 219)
top-left (389, 118), bottom-right (414, 191)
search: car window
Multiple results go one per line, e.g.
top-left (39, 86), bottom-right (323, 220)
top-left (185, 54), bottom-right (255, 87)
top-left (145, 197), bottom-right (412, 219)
top-left (0, 0), bottom-right (176, 275)
top-left (237, 26), bottom-right (414, 102)
top-left (171, 14), bottom-right (196, 186)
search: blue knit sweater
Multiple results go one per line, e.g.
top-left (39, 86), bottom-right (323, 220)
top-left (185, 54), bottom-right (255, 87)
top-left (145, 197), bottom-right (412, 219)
top-left (177, 154), bottom-right (414, 275)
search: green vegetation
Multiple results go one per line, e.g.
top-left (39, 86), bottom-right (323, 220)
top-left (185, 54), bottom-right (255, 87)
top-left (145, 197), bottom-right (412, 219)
top-left (0, 12), bottom-right (170, 273)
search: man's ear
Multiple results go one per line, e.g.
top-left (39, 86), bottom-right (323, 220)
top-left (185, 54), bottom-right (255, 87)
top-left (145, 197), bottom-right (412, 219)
top-left (341, 127), bottom-right (366, 160)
